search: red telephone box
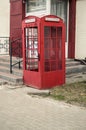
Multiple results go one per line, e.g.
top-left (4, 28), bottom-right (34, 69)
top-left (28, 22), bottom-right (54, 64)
top-left (22, 15), bottom-right (65, 89)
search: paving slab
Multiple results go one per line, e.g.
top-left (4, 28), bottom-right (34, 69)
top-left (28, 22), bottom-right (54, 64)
top-left (0, 84), bottom-right (86, 130)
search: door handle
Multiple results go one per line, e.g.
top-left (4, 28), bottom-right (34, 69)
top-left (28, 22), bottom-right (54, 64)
top-left (38, 53), bottom-right (40, 61)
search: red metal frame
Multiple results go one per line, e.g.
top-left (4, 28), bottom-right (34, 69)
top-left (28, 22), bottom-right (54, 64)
top-left (68, 0), bottom-right (76, 58)
top-left (22, 15), bottom-right (65, 89)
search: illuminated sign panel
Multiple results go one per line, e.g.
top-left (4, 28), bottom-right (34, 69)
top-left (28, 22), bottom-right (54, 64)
top-left (25, 18), bottom-right (35, 23)
top-left (45, 17), bottom-right (60, 22)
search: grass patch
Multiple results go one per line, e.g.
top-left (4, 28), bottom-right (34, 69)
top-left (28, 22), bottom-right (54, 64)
top-left (49, 81), bottom-right (86, 107)
top-left (51, 94), bottom-right (65, 100)
top-left (28, 81), bottom-right (86, 107)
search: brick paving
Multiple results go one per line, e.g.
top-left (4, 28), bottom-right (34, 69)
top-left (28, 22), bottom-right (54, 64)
top-left (0, 85), bottom-right (86, 130)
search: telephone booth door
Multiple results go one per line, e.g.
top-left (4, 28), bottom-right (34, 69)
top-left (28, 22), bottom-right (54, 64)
top-left (22, 16), bottom-right (41, 88)
top-left (41, 23), bottom-right (65, 89)
top-left (22, 15), bottom-right (65, 89)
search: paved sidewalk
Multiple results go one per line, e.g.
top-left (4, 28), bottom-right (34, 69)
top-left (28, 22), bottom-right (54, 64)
top-left (0, 84), bottom-right (86, 130)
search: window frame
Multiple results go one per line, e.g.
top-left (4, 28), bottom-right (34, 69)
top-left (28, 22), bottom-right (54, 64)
top-left (26, 0), bottom-right (46, 13)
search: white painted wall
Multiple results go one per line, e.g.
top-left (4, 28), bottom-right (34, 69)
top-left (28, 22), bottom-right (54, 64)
top-left (75, 0), bottom-right (86, 59)
top-left (0, 0), bottom-right (10, 37)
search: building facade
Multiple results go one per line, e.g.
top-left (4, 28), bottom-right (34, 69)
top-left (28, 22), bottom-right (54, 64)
top-left (0, 0), bottom-right (10, 37)
top-left (0, 0), bottom-right (10, 54)
top-left (9, 0), bottom-right (86, 59)
top-left (75, 0), bottom-right (86, 59)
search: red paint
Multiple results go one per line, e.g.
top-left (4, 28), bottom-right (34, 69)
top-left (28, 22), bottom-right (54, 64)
top-left (10, 0), bottom-right (25, 57)
top-left (22, 15), bottom-right (65, 89)
top-left (68, 0), bottom-right (76, 58)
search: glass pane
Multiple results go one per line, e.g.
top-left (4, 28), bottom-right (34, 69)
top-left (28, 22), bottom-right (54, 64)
top-left (44, 38), bottom-right (50, 48)
top-left (51, 38), bottom-right (56, 48)
top-left (44, 26), bottom-right (62, 72)
top-left (27, 0), bottom-right (46, 12)
top-left (51, 61), bottom-right (56, 71)
top-left (44, 27), bottom-right (51, 37)
top-left (44, 49), bottom-right (50, 60)
top-left (45, 61), bottom-right (50, 72)
top-left (51, 27), bottom-right (56, 37)
top-left (57, 27), bottom-right (62, 69)
top-left (25, 27), bottom-right (39, 71)
top-left (51, 0), bottom-right (68, 41)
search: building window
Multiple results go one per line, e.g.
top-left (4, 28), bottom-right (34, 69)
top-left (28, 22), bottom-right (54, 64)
top-left (26, 0), bottom-right (46, 12)
top-left (51, 0), bottom-right (68, 41)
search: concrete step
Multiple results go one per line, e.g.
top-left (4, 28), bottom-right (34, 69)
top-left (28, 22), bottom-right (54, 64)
top-left (0, 55), bottom-right (10, 62)
top-left (0, 55), bottom-right (86, 84)
top-left (0, 61), bottom-right (10, 68)
top-left (66, 64), bottom-right (86, 75)
top-left (0, 72), bottom-right (23, 84)
top-left (66, 60), bottom-right (81, 67)
top-left (0, 78), bottom-right (8, 84)
top-left (0, 66), bottom-right (23, 76)
top-left (66, 72), bottom-right (86, 84)
top-left (0, 56), bottom-right (23, 84)
top-left (0, 55), bottom-right (22, 63)
top-left (0, 60), bottom-right (23, 69)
